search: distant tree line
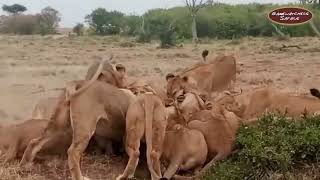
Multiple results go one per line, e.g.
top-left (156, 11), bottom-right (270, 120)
top-left (0, 2), bottom-right (319, 44)
top-left (0, 4), bottom-right (61, 35)
top-left (85, 3), bottom-right (320, 43)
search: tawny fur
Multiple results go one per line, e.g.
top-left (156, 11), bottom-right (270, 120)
top-left (85, 55), bottom-right (126, 88)
top-left (161, 124), bottom-right (207, 179)
top-left (32, 97), bottom-right (60, 120)
top-left (123, 75), bottom-right (167, 103)
top-left (166, 54), bottom-right (237, 99)
top-left (166, 90), bottom-right (242, 179)
top-left (21, 81), bottom-right (136, 180)
top-left (243, 87), bottom-right (320, 122)
top-left (117, 93), bottom-right (167, 180)
top-left (187, 110), bottom-right (237, 178)
top-left (0, 118), bottom-right (70, 163)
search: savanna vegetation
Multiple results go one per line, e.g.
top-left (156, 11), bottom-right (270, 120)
top-left (207, 113), bottom-right (320, 180)
top-left (0, 5), bottom-right (61, 35)
top-left (1, 2), bottom-right (320, 45)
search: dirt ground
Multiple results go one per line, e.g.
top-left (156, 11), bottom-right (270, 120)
top-left (0, 35), bottom-right (320, 179)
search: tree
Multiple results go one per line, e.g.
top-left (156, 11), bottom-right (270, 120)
top-left (185, 0), bottom-right (206, 43)
top-left (73, 23), bottom-right (84, 36)
top-left (38, 6), bottom-right (61, 34)
top-left (85, 8), bottom-right (124, 35)
top-left (2, 4), bottom-right (27, 15)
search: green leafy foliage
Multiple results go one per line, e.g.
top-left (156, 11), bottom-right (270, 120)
top-left (85, 3), bottom-right (320, 40)
top-left (37, 6), bottom-right (61, 35)
top-left (206, 113), bottom-right (320, 180)
top-left (85, 8), bottom-right (124, 35)
top-left (2, 4), bottom-right (27, 14)
top-left (73, 23), bottom-right (84, 36)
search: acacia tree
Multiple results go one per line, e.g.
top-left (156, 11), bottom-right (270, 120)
top-left (2, 4), bottom-right (27, 15)
top-left (185, 0), bottom-right (206, 43)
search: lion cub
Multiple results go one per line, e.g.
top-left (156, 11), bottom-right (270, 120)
top-left (117, 93), bottom-right (167, 180)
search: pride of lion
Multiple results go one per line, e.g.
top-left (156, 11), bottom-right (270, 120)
top-left (1, 50), bottom-right (320, 180)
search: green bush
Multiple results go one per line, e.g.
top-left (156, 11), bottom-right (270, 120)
top-left (207, 113), bottom-right (320, 180)
top-left (136, 31), bottom-right (152, 43)
top-left (159, 27), bottom-right (176, 48)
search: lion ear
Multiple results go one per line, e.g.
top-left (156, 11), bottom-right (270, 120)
top-left (115, 64), bottom-right (126, 72)
top-left (174, 124), bottom-right (182, 131)
top-left (182, 76), bottom-right (188, 82)
top-left (166, 73), bottom-right (175, 81)
top-left (224, 91), bottom-right (231, 95)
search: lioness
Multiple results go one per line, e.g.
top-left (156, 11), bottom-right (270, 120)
top-left (243, 87), bottom-right (320, 121)
top-left (161, 124), bottom-right (207, 180)
top-left (166, 52), bottom-right (237, 99)
top-left (117, 93), bottom-right (167, 180)
top-left (32, 97), bottom-right (60, 120)
top-left (85, 56), bottom-right (126, 88)
top-left (187, 110), bottom-right (236, 178)
top-left (0, 119), bottom-right (70, 163)
top-left (20, 59), bottom-right (136, 180)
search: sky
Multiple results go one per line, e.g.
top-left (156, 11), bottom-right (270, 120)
top-left (0, 0), bottom-right (297, 28)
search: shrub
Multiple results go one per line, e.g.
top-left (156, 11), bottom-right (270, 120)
top-left (85, 8), bottom-right (124, 35)
top-left (73, 23), bottom-right (84, 36)
top-left (136, 31), bottom-right (152, 43)
top-left (159, 27), bottom-right (176, 48)
top-left (0, 15), bottom-right (40, 34)
top-left (207, 113), bottom-right (320, 180)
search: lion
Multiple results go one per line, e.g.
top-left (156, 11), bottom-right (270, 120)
top-left (242, 87), bottom-right (320, 121)
top-left (117, 93), bottom-right (167, 180)
top-left (163, 87), bottom-right (243, 179)
top-left (20, 59), bottom-right (137, 180)
top-left (205, 89), bottom-right (247, 119)
top-left (166, 51), bottom-right (237, 99)
top-left (85, 55), bottom-right (126, 88)
top-left (161, 124), bottom-right (208, 180)
top-left (20, 80), bottom-right (136, 180)
top-left (0, 118), bottom-right (70, 163)
top-left (187, 110), bottom-right (237, 178)
top-left (32, 97), bottom-right (60, 120)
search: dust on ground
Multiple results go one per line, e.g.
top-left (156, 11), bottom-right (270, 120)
top-left (0, 35), bottom-right (319, 179)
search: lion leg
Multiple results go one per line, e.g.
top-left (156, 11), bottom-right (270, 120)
top-left (117, 122), bottom-right (144, 180)
top-left (20, 131), bottom-right (55, 167)
top-left (151, 108), bottom-right (167, 179)
top-left (162, 156), bottom-right (183, 180)
top-left (197, 151), bottom-right (229, 178)
top-left (4, 141), bottom-right (18, 163)
top-left (180, 158), bottom-right (198, 171)
top-left (68, 122), bottom-right (96, 180)
top-left (116, 143), bottom-right (141, 180)
top-left (151, 129), bottom-right (166, 178)
top-left (151, 150), bottom-right (162, 178)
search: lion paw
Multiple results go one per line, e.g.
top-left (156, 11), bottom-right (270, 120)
top-left (81, 176), bottom-right (91, 180)
top-left (116, 175), bottom-right (125, 180)
top-left (19, 162), bottom-right (34, 172)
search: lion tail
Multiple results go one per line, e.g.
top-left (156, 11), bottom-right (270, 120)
top-left (144, 95), bottom-right (160, 179)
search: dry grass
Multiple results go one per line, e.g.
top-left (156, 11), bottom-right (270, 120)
top-left (0, 35), bottom-right (320, 179)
